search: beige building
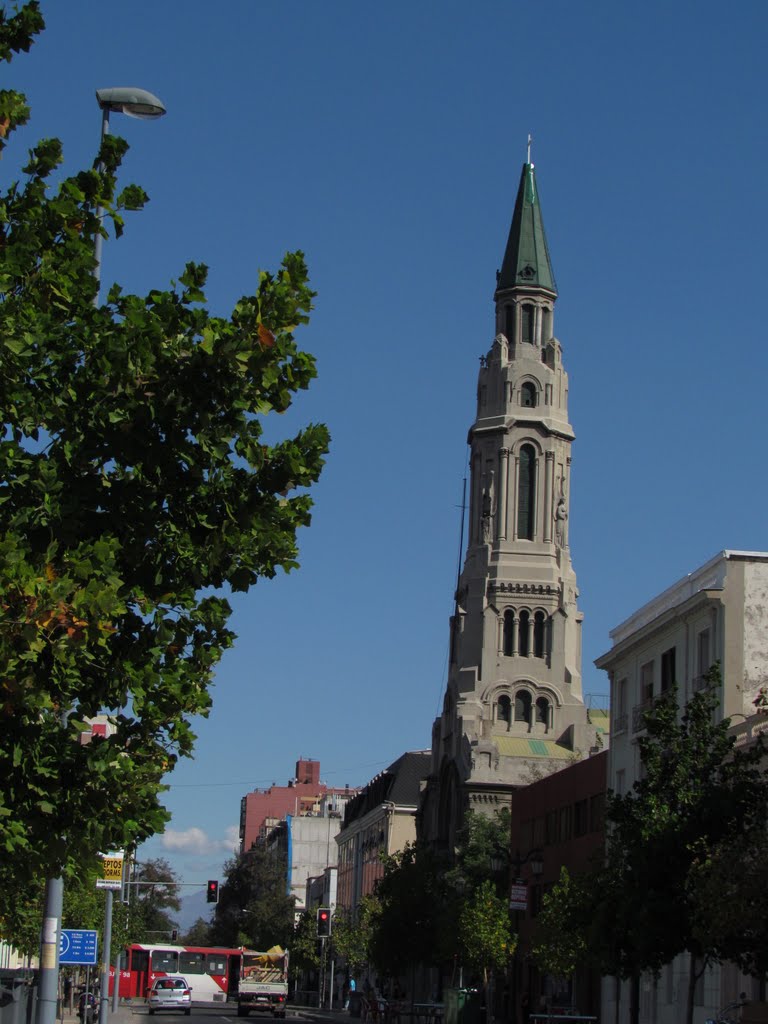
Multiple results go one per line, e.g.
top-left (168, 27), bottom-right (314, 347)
top-left (419, 160), bottom-right (603, 853)
top-left (596, 550), bottom-right (768, 1024)
top-left (336, 751), bottom-right (430, 914)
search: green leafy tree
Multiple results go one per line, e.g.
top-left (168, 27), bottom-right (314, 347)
top-left (127, 858), bottom-right (181, 942)
top-left (531, 867), bottom-right (589, 981)
top-left (180, 917), bottom-right (214, 947)
top-left (532, 666), bottom-right (768, 1024)
top-left (331, 897), bottom-right (378, 979)
top-left (458, 879), bottom-right (514, 1007)
top-left (0, 2), bottom-right (329, 889)
top-left (210, 845), bottom-right (294, 950)
top-left (291, 910), bottom-right (321, 976)
top-left (447, 809), bottom-right (511, 897)
top-left (369, 843), bottom-right (451, 977)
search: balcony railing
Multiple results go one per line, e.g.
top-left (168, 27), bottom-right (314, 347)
top-left (632, 700), bottom-right (653, 733)
top-left (612, 712), bottom-right (628, 735)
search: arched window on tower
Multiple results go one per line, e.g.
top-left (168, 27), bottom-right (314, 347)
top-left (518, 610), bottom-right (530, 657)
top-left (503, 610), bottom-right (514, 657)
top-left (497, 695), bottom-right (511, 725)
top-left (517, 445), bottom-right (536, 540)
top-left (535, 696), bottom-right (549, 728)
top-left (522, 304), bottom-right (535, 343)
top-left (534, 611), bottom-right (547, 658)
top-left (515, 689), bottom-right (532, 725)
top-left (521, 382), bottom-right (537, 408)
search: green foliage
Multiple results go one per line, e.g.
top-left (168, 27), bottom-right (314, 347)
top-left (603, 667), bottom-right (767, 981)
top-left (0, 5), bottom-right (329, 885)
top-left (531, 867), bottom-right (590, 980)
top-left (458, 879), bottom-right (514, 983)
top-left (446, 808), bottom-right (511, 896)
top-left (210, 846), bottom-right (295, 950)
top-left (291, 910), bottom-right (321, 975)
top-left (369, 843), bottom-right (452, 975)
top-left (180, 917), bottom-right (214, 947)
top-left (127, 857), bottom-right (181, 943)
top-left (331, 897), bottom-right (378, 977)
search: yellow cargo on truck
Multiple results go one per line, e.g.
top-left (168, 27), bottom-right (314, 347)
top-left (237, 947), bottom-right (289, 1018)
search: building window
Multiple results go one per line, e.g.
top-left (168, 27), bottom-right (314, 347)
top-left (641, 661), bottom-right (654, 702)
top-left (533, 611), bottom-right (546, 658)
top-left (614, 677), bottom-right (628, 733)
top-left (515, 689), bottom-right (532, 725)
top-left (503, 610), bottom-right (514, 657)
top-left (695, 630), bottom-right (711, 690)
top-left (559, 805), bottom-right (572, 842)
top-left (497, 694), bottom-right (511, 724)
top-left (518, 610), bottom-right (531, 657)
top-left (521, 382), bottom-right (537, 408)
top-left (522, 304), bottom-right (535, 343)
top-left (535, 696), bottom-right (549, 726)
top-left (615, 769), bottom-right (625, 795)
top-left (573, 799), bottom-right (588, 837)
top-left (661, 647), bottom-right (676, 692)
top-left (517, 445), bottom-right (536, 540)
top-left (590, 793), bottom-right (605, 832)
top-left (505, 305), bottom-right (514, 341)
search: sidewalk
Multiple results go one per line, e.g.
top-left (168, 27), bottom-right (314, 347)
top-left (293, 1007), bottom-right (350, 1024)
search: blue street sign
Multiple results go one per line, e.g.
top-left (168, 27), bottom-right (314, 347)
top-left (60, 929), bottom-right (98, 965)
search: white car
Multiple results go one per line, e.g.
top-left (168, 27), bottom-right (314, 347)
top-left (147, 977), bottom-right (192, 1016)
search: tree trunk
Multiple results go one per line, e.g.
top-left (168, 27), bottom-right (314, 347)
top-left (685, 953), bottom-right (697, 1024)
top-left (629, 972), bottom-right (640, 1024)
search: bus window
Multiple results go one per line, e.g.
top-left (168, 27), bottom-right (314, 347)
top-left (180, 953), bottom-right (206, 975)
top-left (129, 949), bottom-right (149, 974)
top-left (206, 956), bottom-right (227, 975)
top-left (150, 950), bottom-right (179, 973)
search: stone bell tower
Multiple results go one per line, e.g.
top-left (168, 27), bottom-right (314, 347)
top-left (420, 159), bottom-right (601, 852)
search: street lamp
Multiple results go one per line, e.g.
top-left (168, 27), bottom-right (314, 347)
top-left (92, 87), bottom-right (166, 1024)
top-left (93, 86), bottom-right (167, 294)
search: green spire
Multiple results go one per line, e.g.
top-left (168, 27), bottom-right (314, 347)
top-left (496, 162), bottom-right (557, 296)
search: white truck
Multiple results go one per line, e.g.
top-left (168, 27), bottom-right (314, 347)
top-left (236, 947), bottom-right (289, 1018)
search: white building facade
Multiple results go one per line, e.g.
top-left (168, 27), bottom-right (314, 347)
top-left (597, 550), bottom-right (768, 1024)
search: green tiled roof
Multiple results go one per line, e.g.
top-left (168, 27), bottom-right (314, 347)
top-left (493, 735), bottom-right (573, 759)
top-left (496, 163), bottom-right (557, 296)
top-left (588, 708), bottom-right (610, 735)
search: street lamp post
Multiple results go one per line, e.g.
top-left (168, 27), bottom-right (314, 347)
top-left (33, 87), bottom-right (167, 1024)
top-left (93, 87), bottom-right (166, 298)
top-left (92, 88), bottom-right (165, 1024)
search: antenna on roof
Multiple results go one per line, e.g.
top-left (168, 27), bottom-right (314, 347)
top-left (527, 133), bottom-right (532, 165)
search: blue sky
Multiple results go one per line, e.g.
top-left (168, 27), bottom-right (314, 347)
top-left (8, 1), bottom-right (768, 895)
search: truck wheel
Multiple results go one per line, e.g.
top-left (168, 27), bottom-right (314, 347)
top-left (237, 1007), bottom-right (248, 1017)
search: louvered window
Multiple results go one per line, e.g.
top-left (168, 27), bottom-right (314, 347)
top-left (503, 610), bottom-right (514, 656)
top-left (521, 382), bottom-right (537, 408)
top-left (515, 689), bottom-right (532, 724)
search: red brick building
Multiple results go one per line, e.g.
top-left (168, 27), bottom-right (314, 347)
top-left (239, 758), bottom-right (351, 852)
top-left (509, 750), bottom-right (607, 1019)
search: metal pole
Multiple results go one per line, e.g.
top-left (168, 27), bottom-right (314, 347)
top-left (329, 956), bottom-right (335, 1010)
top-left (35, 877), bottom-right (63, 1024)
top-left (97, 890), bottom-right (113, 1024)
top-left (111, 861), bottom-right (125, 1013)
top-left (93, 106), bottom-right (109, 300)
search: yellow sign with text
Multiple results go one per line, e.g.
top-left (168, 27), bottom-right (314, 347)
top-left (102, 857), bottom-right (123, 882)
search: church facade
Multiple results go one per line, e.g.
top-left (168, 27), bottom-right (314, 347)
top-left (419, 161), bottom-right (604, 851)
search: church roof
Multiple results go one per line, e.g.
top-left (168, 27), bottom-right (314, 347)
top-left (496, 162), bottom-right (557, 296)
top-left (493, 735), bottom-right (573, 759)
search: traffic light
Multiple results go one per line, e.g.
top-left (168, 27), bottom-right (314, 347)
top-left (207, 880), bottom-right (219, 904)
top-left (171, 929), bottom-right (178, 942)
top-left (316, 907), bottom-right (331, 937)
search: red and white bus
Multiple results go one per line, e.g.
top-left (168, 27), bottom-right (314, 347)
top-left (110, 944), bottom-right (244, 1003)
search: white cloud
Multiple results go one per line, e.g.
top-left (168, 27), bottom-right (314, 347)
top-left (161, 825), bottom-right (239, 857)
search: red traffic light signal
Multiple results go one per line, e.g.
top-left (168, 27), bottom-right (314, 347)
top-left (316, 907), bottom-right (331, 937)
top-left (207, 879), bottom-right (219, 904)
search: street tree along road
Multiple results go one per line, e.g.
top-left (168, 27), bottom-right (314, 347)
top-left (0, 2), bottom-right (329, 915)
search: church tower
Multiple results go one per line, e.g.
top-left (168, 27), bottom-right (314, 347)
top-left (420, 160), bottom-right (601, 851)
